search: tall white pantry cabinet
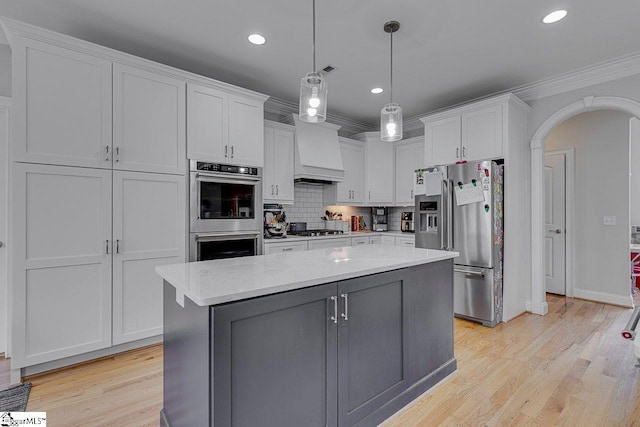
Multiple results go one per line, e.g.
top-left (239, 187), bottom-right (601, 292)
top-left (5, 20), bottom-right (188, 370)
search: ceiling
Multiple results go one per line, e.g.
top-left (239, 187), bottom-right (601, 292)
top-left (1, 0), bottom-right (640, 128)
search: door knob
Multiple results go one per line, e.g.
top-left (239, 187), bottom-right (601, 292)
top-left (548, 229), bottom-right (562, 234)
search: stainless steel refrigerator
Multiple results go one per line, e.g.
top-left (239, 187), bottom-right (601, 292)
top-left (415, 160), bottom-right (504, 327)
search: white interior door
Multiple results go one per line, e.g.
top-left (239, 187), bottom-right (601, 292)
top-left (545, 153), bottom-right (566, 295)
top-left (0, 99), bottom-right (10, 355)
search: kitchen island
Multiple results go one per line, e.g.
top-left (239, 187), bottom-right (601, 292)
top-left (157, 245), bottom-right (459, 427)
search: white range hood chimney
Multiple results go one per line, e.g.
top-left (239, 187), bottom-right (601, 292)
top-left (292, 115), bottom-right (344, 184)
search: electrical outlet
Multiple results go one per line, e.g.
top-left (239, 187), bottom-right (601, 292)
top-left (603, 216), bottom-right (617, 226)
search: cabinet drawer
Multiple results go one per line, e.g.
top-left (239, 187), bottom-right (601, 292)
top-left (308, 238), bottom-right (351, 251)
top-left (351, 236), bottom-right (370, 246)
top-left (264, 241), bottom-right (308, 254)
top-left (395, 236), bottom-right (415, 247)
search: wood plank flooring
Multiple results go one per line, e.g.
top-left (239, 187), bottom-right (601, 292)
top-left (1, 295), bottom-right (639, 426)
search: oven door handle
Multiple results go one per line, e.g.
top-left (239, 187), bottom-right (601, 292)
top-left (194, 173), bottom-right (260, 185)
top-left (195, 232), bottom-right (261, 242)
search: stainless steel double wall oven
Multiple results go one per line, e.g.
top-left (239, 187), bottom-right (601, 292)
top-left (189, 160), bottom-right (263, 261)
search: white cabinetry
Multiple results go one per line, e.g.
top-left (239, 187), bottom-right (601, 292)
top-left (263, 121), bottom-right (294, 204)
top-left (12, 164), bottom-right (113, 367)
top-left (263, 240), bottom-right (308, 254)
top-left (11, 165), bottom-right (186, 366)
top-left (324, 139), bottom-right (364, 205)
top-left (113, 64), bottom-right (186, 174)
top-left (381, 235), bottom-right (396, 245)
top-left (351, 236), bottom-right (370, 246)
top-left (112, 171), bottom-right (185, 345)
top-left (395, 236), bottom-right (415, 247)
top-left (187, 83), bottom-right (266, 167)
top-left (365, 141), bottom-right (394, 205)
top-left (11, 37), bottom-right (112, 169)
top-left (395, 137), bottom-right (425, 206)
top-left (423, 101), bottom-right (503, 166)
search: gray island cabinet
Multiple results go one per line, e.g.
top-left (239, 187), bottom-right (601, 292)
top-left (156, 245), bottom-right (458, 427)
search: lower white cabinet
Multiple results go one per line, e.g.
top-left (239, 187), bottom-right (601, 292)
top-left (381, 235), bottom-right (396, 245)
top-left (112, 171), bottom-right (185, 345)
top-left (395, 236), bottom-right (415, 247)
top-left (308, 238), bottom-right (352, 251)
top-left (11, 163), bottom-right (185, 367)
top-left (351, 236), bottom-right (370, 246)
top-left (263, 240), bottom-right (308, 254)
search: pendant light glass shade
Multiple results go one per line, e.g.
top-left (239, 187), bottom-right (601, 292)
top-left (381, 102), bottom-right (402, 142)
top-left (380, 20), bottom-right (402, 141)
top-left (299, 0), bottom-right (327, 123)
top-left (299, 71), bottom-right (327, 123)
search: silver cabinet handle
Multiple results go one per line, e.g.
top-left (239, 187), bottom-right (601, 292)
top-left (282, 247), bottom-right (293, 252)
top-left (116, 239), bottom-right (120, 254)
top-left (341, 293), bottom-right (349, 321)
top-left (454, 268), bottom-right (485, 277)
top-left (276, 184), bottom-right (278, 195)
top-left (462, 146), bottom-right (466, 158)
top-left (369, 190), bottom-right (371, 200)
top-left (456, 147), bottom-right (459, 158)
top-left (105, 145), bottom-right (110, 161)
top-left (271, 184), bottom-right (274, 195)
top-left (330, 296), bottom-right (338, 324)
top-left (549, 229), bottom-right (562, 234)
top-left (106, 240), bottom-right (110, 254)
top-left (225, 145), bottom-right (228, 158)
top-left (231, 145), bottom-right (234, 159)
top-left (115, 146), bottom-right (120, 162)
top-left (411, 190), bottom-right (414, 198)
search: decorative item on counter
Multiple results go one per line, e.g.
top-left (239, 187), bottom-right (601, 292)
top-left (263, 204), bottom-right (288, 239)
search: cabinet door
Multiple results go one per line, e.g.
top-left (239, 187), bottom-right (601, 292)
top-left (262, 127), bottom-right (275, 199)
top-left (395, 236), bottom-right (415, 247)
top-left (394, 143), bottom-right (415, 206)
top-left (113, 64), bottom-right (186, 174)
top-left (213, 284), bottom-right (338, 427)
top-left (335, 144), bottom-right (352, 202)
top-left (365, 142), bottom-right (394, 204)
top-left (112, 171), bottom-right (186, 345)
top-left (350, 144), bottom-right (365, 203)
top-left (425, 116), bottom-right (461, 166)
top-left (186, 83), bottom-right (228, 162)
top-left (381, 235), bottom-right (396, 245)
top-left (272, 128), bottom-right (295, 203)
top-left (461, 104), bottom-right (503, 161)
top-left (11, 164), bottom-right (112, 367)
top-left (337, 269), bottom-right (408, 425)
top-left (228, 94), bottom-right (264, 167)
top-left (12, 37), bottom-right (112, 168)
top-left (351, 236), bottom-right (369, 246)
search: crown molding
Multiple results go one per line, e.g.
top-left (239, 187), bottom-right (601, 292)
top-left (264, 97), bottom-right (375, 136)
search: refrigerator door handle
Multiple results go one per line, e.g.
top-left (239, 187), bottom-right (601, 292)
top-left (441, 179), bottom-right (448, 250)
top-left (454, 268), bottom-right (485, 277)
top-left (448, 178), bottom-right (455, 251)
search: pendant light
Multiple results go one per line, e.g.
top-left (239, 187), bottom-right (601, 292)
top-left (380, 21), bottom-right (402, 142)
top-left (299, 0), bottom-right (327, 123)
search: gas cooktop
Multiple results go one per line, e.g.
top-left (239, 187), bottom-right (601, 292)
top-left (288, 229), bottom-right (345, 237)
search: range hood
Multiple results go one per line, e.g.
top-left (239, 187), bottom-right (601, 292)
top-left (292, 115), bottom-right (344, 184)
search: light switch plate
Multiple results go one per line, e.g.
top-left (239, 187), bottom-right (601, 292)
top-left (603, 216), bottom-right (617, 226)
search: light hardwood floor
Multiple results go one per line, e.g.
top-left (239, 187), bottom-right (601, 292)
top-left (1, 295), bottom-right (639, 426)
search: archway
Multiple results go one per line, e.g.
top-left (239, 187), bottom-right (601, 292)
top-left (530, 96), bottom-right (640, 315)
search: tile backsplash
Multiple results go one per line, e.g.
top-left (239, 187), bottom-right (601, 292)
top-left (281, 183), bottom-right (414, 232)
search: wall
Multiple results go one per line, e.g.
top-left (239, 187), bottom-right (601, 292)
top-left (545, 110), bottom-right (632, 302)
top-left (630, 118), bottom-right (640, 225)
top-left (526, 74), bottom-right (640, 307)
top-left (0, 44), bottom-right (11, 96)
top-left (0, 98), bottom-right (9, 355)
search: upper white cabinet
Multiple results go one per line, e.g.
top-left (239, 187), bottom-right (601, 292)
top-left (113, 64), bottom-right (186, 174)
top-left (12, 37), bottom-right (113, 169)
top-left (187, 83), bottom-right (266, 167)
top-left (263, 121), bottom-right (294, 204)
top-left (324, 138), bottom-right (364, 205)
top-left (395, 137), bottom-right (425, 206)
top-left (364, 140), bottom-right (394, 205)
top-left (422, 96), bottom-right (521, 166)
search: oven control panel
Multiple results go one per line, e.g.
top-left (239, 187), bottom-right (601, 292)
top-left (195, 162), bottom-right (259, 176)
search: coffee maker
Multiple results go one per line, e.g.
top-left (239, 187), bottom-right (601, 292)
top-left (401, 212), bottom-right (414, 232)
top-left (263, 204), bottom-right (287, 239)
top-left (371, 207), bottom-right (388, 232)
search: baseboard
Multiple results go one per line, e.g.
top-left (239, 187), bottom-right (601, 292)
top-left (573, 288), bottom-right (634, 308)
top-left (525, 300), bottom-right (548, 315)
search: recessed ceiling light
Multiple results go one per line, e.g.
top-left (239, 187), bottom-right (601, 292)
top-left (371, 88), bottom-right (384, 94)
top-left (248, 34), bottom-right (266, 45)
top-left (542, 10), bottom-right (568, 24)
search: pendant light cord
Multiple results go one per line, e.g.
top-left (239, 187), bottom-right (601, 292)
top-left (389, 29), bottom-right (393, 104)
top-left (312, 0), bottom-right (316, 72)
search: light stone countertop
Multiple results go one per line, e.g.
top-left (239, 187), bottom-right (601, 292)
top-left (264, 231), bottom-right (415, 243)
top-left (157, 245), bottom-right (457, 306)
